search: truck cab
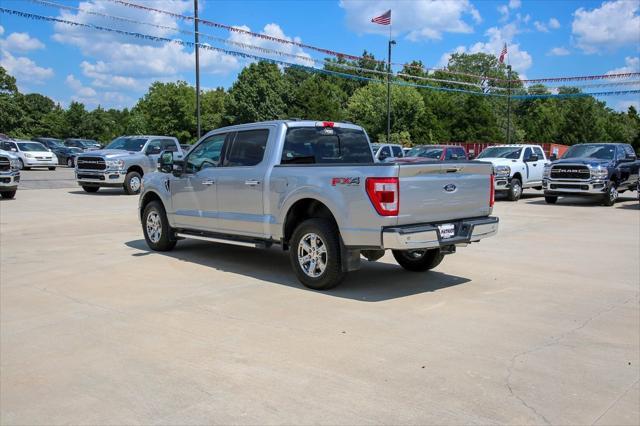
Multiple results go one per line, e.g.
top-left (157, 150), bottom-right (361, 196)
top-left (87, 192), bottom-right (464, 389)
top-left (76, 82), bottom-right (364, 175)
top-left (474, 144), bottom-right (549, 201)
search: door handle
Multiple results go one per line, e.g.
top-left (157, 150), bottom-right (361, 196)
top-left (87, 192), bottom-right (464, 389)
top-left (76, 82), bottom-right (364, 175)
top-left (202, 180), bottom-right (215, 185)
top-left (245, 180), bottom-right (261, 186)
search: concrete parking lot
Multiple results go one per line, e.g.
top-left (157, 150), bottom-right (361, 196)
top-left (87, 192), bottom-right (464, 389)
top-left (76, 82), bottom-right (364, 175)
top-left (1, 170), bottom-right (639, 425)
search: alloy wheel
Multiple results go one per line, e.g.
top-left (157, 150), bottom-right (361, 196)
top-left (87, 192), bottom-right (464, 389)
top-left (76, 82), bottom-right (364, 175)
top-left (297, 233), bottom-right (328, 278)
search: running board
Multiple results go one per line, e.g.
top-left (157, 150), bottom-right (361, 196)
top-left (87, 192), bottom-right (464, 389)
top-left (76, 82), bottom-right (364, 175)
top-left (175, 231), bottom-right (268, 249)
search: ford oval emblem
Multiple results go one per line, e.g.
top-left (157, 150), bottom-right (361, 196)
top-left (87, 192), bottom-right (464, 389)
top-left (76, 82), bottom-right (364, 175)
top-left (443, 184), bottom-right (457, 193)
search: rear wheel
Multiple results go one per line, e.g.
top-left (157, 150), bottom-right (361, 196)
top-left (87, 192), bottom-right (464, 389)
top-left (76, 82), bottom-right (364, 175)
top-left (124, 171), bottom-right (142, 195)
top-left (507, 178), bottom-right (522, 201)
top-left (602, 182), bottom-right (618, 206)
top-left (392, 249), bottom-right (444, 272)
top-left (48, 167), bottom-right (56, 171)
top-left (142, 201), bottom-right (176, 251)
top-left (0, 190), bottom-right (16, 199)
top-left (82, 185), bottom-right (99, 193)
top-left (545, 195), bottom-right (558, 204)
top-left (289, 218), bottom-right (345, 290)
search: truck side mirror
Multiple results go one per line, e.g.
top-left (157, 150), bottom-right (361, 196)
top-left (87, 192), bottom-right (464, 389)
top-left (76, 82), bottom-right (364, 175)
top-left (526, 154), bottom-right (539, 162)
top-left (550, 154), bottom-right (557, 161)
top-left (158, 151), bottom-right (173, 173)
top-left (147, 145), bottom-right (162, 155)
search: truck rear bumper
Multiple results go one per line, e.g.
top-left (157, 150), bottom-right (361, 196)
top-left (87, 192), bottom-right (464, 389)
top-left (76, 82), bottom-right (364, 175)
top-left (382, 217), bottom-right (499, 250)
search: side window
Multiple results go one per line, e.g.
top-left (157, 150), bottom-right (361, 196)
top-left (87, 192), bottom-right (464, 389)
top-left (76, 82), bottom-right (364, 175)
top-left (523, 147), bottom-right (533, 160)
top-left (379, 146), bottom-right (392, 160)
top-left (456, 148), bottom-right (467, 159)
top-left (534, 147), bottom-right (544, 159)
top-left (160, 139), bottom-right (178, 152)
top-left (624, 145), bottom-right (636, 159)
top-left (391, 146), bottom-right (403, 157)
top-left (225, 129), bottom-right (269, 167)
top-left (185, 134), bottom-right (226, 173)
top-left (145, 140), bottom-right (162, 154)
top-left (4, 142), bottom-right (17, 151)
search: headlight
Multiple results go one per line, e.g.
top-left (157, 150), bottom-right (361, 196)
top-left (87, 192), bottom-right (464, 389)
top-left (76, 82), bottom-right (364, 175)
top-left (590, 167), bottom-right (608, 180)
top-left (9, 159), bottom-right (19, 170)
top-left (543, 165), bottom-right (551, 179)
top-left (105, 159), bottom-right (125, 170)
top-left (494, 165), bottom-right (511, 177)
top-left (24, 153), bottom-right (34, 158)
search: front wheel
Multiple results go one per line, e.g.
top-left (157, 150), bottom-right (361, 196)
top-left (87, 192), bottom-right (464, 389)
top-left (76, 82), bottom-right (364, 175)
top-left (289, 218), bottom-right (345, 290)
top-left (67, 157), bottom-right (74, 167)
top-left (507, 178), bottom-right (522, 201)
top-left (142, 200), bottom-right (176, 251)
top-left (82, 185), bottom-right (99, 193)
top-left (602, 182), bottom-right (618, 206)
top-left (392, 249), bottom-right (444, 272)
top-left (544, 195), bottom-right (558, 204)
top-left (0, 190), bottom-right (16, 199)
top-left (48, 167), bottom-right (56, 171)
top-left (124, 171), bottom-right (142, 195)
top-left (18, 159), bottom-right (24, 170)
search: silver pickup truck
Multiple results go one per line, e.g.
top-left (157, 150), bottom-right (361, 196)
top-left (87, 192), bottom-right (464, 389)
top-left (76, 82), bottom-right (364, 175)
top-left (0, 149), bottom-right (21, 199)
top-left (139, 120), bottom-right (499, 289)
top-left (75, 135), bottom-right (183, 194)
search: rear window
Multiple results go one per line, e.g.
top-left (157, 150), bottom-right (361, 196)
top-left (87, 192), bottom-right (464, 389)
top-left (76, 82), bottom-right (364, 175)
top-left (281, 127), bottom-right (373, 164)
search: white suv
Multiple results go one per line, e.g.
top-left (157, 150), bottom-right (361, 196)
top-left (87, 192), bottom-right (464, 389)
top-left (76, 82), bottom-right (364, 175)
top-left (371, 143), bottom-right (404, 162)
top-left (475, 144), bottom-right (549, 201)
top-left (0, 140), bottom-right (58, 170)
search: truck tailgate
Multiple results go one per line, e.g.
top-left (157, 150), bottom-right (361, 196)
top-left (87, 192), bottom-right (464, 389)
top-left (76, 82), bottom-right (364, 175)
top-left (396, 162), bottom-right (493, 225)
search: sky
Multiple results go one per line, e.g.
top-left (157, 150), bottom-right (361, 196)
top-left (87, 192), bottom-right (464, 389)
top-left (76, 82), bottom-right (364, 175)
top-left (1, 0), bottom-right (639, 112)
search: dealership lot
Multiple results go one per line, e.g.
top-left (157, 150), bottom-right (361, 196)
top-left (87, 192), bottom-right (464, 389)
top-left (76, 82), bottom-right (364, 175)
top-left (1, 171), bottom-right (638, 425)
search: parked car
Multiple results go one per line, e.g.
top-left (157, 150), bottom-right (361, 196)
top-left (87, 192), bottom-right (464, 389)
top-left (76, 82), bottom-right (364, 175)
top-left (0, 140), bottom-right (57, 170)
top-left (474, 144), bottom-right (549, 201)
top-left (75, 135), bottom-right (183, 194)
top-left (64, 138), bottom-right (101, 151)
top-left (543, 143), bottom-right (639, 206)
top-left (139, 120), bottom-right (499, 290)
top-left (180, 144), bottom-right (193, 153)
top-left (401, 145), bottom-right (468, 162)
top-left (34, 137), bottom-right (83, 167)
top-left (402, 147), bottom-right (412, 156)
top-left (0, 149), bottom-right (21, 199)
top-left (371, 143), bottom-right (404, 162)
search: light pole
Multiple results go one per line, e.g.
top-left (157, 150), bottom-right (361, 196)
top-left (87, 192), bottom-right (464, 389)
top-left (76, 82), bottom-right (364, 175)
top-left (386, 39), bottom-right (396, 143)
top-left (506, 65), bottom-right (512, 144)
top-left (194, 0), bottom-right (201, 139)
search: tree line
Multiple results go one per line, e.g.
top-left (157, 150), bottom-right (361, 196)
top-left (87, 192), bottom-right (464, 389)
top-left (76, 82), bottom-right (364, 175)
top-left (1, 52), bottom-right (638, 149)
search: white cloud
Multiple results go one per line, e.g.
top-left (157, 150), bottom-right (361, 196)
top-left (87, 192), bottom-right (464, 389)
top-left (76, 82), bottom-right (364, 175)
top-left (534, 21), bottom-right (548, 32)
top-left (572, 0), bottom-right (640, 53)
top-left (509, 0), bottom-right (521, 9)
top-left (66, 74), bottom-right (97, 98)
top-left (534, 18), bottom-right (561, 33)
top-left (548, 47), bottom-right (570, 56)
top-left (548, 17), bottom-right (561, 29)
top-left (606, 56), bottom-right (640, 74)
top-left (616, 100), bottom-right (639, 112)
top-left (228, 23), bottom-right (313, 66)
top-left (1, 32), bottom-right (45, 52)
top-left (498, 5), bottom-right (510, 22)
top-left (0, 26), bottom-right (5, 36)
top-left (0, 50), bottom-right (53, 88)
top-left (339, 0), bottom-right (481, 41)
top-left (438, 23), bottom-right (532, 77)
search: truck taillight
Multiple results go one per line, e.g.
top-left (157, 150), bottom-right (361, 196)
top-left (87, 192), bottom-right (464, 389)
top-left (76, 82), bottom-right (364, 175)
top-left (490, 174), bottom-right (495, 207)
top-left (366, 177), bottom-right (399, 216)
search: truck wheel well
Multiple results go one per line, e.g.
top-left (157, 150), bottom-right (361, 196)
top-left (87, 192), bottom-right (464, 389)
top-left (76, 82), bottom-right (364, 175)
top-left (128, 165), bottom-right (144, 176)
top-left (140, 191), bottom-right (162, 221)
top-left (283, 199), bottom-right (338, 249)
top-left (512, 173), bottom-right (522, 182)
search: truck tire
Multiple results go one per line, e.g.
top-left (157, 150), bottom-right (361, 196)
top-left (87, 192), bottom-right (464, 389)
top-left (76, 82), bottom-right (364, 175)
top-left (82, 185), bottom-right (99, 193)
top-left (507, 178), bottom-right (522, 201)
top-left (48, 167), bottom-right (56, 171)
top-left (0, 190), bottom-right (16, 199)
top-left (18, 159), bottom-right (24, 170)
top-left (289, 218), bottom-right (345, 290)
top-left (67, 157), bottom-right (74, 167)
top-left (142, 200), bottom-right (176, 251)
top-left (544, 195), bottom-right (558, 204)
top-left (124, 171), bottom-right (142, 195)
top-left (392, 249), bottom-right (444, 272)
top-left (602, 182), bottom-right (618, 206)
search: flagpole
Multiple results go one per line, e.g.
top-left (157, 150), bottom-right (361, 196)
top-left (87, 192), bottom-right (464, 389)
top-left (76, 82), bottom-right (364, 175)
top-left (386, 15), bottom-right (393, 144)
top-left (506, 44), bottom-right (511, 144)
top-left (194, 0), bottom-right (201, 140)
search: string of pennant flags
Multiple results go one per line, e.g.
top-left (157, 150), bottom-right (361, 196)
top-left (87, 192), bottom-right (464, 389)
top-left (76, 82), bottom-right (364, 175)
top-left (1, 7), bottom-right (639, 100)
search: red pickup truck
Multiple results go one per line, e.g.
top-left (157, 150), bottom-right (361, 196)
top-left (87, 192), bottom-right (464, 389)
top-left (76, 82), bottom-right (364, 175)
top-left (399, 145), bottom-right (469, 162)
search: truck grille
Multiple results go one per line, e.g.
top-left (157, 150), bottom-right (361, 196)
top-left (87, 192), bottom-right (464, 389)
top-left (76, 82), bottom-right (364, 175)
top-left (550, 165), bottom-right (590, 180)
top-left (0, 156), bottom-right (9, 172)
top-left (77, 157), bottom-right (106, 170)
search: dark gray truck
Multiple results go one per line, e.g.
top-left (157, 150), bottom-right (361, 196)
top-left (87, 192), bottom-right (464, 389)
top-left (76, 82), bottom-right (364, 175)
top-left (139, 120), bottom-right (499, 289)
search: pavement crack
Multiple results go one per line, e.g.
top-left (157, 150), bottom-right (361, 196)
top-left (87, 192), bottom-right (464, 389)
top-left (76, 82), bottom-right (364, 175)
top-left (505, 295), bottom-right (637, 425)
top-left (591, 377), bottom-right (640, 425)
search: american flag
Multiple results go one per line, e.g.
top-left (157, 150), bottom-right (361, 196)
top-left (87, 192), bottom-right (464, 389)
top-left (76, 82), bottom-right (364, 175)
top-left (371, 10), bottom-right (391, 26)
top-left (499, 43), bottom-right (508, 64)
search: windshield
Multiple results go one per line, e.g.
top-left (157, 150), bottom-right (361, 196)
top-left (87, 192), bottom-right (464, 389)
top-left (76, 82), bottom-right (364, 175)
top-left (562, 144), bottom-right (615, 160)
top-left (406, 147), bottom-right (444, 159)
top-left (105, 137), bottom-right (147, 151)
top-left (477, 147), bottom-right (522, 159)
top-left (43, 139), bottom-right (64, 147)
top-left (18, 142), bottom-right (48, 152)
top-left (281, 127), bottom-right (373, 164)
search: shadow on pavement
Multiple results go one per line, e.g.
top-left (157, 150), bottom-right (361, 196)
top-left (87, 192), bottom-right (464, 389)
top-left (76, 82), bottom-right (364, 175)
top-left (525, 194), bottom-right (638, 207)
top-left (125, 239), bottom-right (470, 302)
top-left (68, 189), bottom-right (128, 196)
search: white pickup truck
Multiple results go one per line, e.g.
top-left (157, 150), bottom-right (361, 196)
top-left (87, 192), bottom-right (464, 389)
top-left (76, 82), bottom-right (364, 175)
top-left (475, 144), bottom-right (549, 201)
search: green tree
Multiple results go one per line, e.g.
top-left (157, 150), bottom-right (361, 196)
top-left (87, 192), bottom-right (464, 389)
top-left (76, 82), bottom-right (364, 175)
top-left (225, 61), bottom-right (287, 124)
top-left (286, 75), bottom-right (346, 121)
top-left (136, 81), bottom-right (196, 143)
top-left (200, 87), bottom-right (226, 134)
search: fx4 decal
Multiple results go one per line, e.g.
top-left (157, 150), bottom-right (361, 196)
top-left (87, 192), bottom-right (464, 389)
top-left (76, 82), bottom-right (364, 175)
top-left (331, 177), bottom-right (361, 186)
